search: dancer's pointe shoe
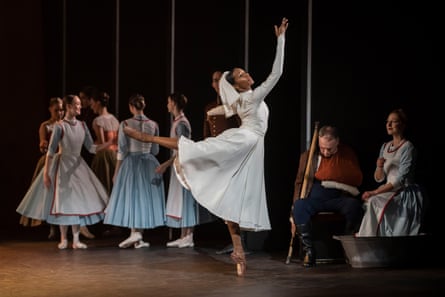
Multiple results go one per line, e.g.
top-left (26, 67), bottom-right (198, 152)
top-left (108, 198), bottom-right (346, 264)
top-left (80, 226), bottom-right (95, 239)
top-left (72, 242), bottom-right (88, 249)
top-left (58, 239), bottom-right (68, 250)
top-left (134, 240), bottom-right (150, 249)
top-left (119, 232), bottom-right (143, 248)
top-left (231, 252), bottom-right (246, 277)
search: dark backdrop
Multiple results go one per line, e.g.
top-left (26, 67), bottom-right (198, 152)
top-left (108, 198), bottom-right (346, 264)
top-left (2, 0), bottom-right (439, 250)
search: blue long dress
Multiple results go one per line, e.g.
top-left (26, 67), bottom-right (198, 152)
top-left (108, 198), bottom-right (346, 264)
top-left (104, 115), bottom-right (166, 229)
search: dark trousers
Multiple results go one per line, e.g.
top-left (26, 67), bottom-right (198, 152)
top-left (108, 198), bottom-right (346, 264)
top-left (293, 181), bottom-right (363, 226)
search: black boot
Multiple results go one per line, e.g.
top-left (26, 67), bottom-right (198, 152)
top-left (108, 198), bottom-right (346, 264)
top-left (344, 221), bottom-right (359, 235)
top-left (297, 223), bottom-right (316, 267)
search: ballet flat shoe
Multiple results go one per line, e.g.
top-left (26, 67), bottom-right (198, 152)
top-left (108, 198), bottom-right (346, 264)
top-left (178, 235), bottom-right (194, 248)
top-left (166, 237), bottom-right (183, 248)
top-left (134, 240), bottom-right (150, 249)
top-left (72, 242), bottom-right (88, 249)
top-left (119, 232), bottom-right (143, 248)
top-left (58, 240), bottom-right (68, 250)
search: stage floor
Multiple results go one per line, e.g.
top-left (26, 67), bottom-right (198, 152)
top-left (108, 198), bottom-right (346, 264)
top-left (1, 226), bottom-right (444, 297)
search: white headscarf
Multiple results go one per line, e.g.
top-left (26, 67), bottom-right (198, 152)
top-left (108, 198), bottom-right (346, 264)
top-left (219, 71), bottom-right (239, 117)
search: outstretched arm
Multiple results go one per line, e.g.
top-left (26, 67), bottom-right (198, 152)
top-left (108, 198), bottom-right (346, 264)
top-left (123, 125), bottom-right (179, 150)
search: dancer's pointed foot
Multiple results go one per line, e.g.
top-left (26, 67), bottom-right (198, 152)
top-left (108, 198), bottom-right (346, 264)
top-left (80, 226), bottom-right (95, 239)
top-left (48, 226), bottom-right (57, 240)
top-left (230, 251), bottom-right (246, 277)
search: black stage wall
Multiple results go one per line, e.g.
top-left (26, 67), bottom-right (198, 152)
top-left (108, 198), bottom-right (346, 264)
top-left (2, 0), bottom-right (439, 250)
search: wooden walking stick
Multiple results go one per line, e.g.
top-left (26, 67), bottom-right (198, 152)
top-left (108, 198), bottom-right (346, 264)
top-left (285, 121), bottom-right (319, 264)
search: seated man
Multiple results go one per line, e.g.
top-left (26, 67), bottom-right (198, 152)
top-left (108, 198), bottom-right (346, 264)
top-left (291, 125), bottom-right (363, 267)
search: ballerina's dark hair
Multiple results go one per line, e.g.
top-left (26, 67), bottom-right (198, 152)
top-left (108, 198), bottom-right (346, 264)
top-left (129, 93), bottom-right (146, 110)
top-left (169, 92), bottom-right (188, 111)
top-left (225, 69), bottom-right (236, 85)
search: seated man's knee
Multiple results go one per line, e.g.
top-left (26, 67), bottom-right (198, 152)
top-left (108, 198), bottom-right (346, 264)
top-left (293, 199), bottom-right (312, 225)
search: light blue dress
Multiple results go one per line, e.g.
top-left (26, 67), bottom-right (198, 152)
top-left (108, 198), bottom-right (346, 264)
top-left (357, 140), bottom-right (426, 236)
top-left (165, 114), bottom-right (199, 228)
top-left (17, 119), bottom-right (109, 226)
top-left (103, 115), bottom-right (166, 229)
top-left (174, 35), bottom-right (285, 231)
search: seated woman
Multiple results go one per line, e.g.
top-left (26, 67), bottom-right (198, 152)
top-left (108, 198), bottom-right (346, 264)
top-left (357, 108), bottom-right (427, 237)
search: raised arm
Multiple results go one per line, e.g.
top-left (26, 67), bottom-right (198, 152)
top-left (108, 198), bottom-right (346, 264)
top-left (253, 17), bottom-right (288, 101)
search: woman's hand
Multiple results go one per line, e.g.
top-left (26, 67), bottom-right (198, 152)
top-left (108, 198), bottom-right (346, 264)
top-left (362, 184), bottom-right (387, 201)
top-left (156, 163), bottom-right (167, 174)
top-left (43, 173), bottom-right (51, 188)
top-left (376, 157), bottom-right (385, 168)
top-left (275, 17), bottom-right (289, 37)
top-left (39, 140), bottom-right (48, 153)
top-left (361, 191), bottom-right (373, 201)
